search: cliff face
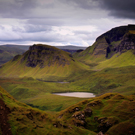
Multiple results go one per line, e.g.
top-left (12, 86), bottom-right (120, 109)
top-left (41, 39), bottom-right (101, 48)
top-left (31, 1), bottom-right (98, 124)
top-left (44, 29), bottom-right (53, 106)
top-left (93, 24), bottom-right (135, 58)
top-left (75, 25), bottom-right (135, 61)
top-left (21, 44), bottom-right (73, 68)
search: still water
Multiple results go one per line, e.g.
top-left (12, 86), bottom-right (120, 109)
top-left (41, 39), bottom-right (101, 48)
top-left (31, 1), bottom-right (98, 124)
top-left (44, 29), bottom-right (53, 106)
top-left (53, 92), bottom-right (95, 98)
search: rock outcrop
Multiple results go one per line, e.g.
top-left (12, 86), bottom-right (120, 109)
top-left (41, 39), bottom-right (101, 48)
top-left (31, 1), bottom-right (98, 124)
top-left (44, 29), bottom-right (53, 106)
top-left (76, 24), bottom-right (135, 60)
top-left (21, 44), bottom-right (74, 68)
top-left (94, 25), bottom-right (135, 58)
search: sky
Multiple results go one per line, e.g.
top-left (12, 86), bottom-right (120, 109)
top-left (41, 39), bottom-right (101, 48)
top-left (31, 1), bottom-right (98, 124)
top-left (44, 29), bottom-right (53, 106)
top-left (0, 0), bottom-right (135, 46)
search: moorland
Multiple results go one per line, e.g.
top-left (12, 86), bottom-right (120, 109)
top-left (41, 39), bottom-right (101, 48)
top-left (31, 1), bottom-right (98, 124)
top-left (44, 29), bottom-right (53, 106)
top-left (0, 24), bottom-right (135, 135)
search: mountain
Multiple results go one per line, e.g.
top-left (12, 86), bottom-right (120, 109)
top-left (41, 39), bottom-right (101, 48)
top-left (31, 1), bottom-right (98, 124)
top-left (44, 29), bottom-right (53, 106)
top-left (74, 24), bottom-right (135, 68)
top-left (0, 44), bottom-right (89, 81)
top-left (0, 45), bottom-right (26, 65)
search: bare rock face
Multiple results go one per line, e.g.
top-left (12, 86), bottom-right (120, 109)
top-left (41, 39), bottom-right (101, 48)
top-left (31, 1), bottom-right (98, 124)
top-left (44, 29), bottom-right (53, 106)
top-left (71, 107), bottom-right (93, 127)
top-left (115, 33), bottom-right (135, 53)
top-left (93, 37), bottom-right (109, 56)
top-left (72, 111), bottom-right (86, 127)
top-left (90, 25), bottom-right (135, 58)
top-left (21, 44), bottom-right (73, 68)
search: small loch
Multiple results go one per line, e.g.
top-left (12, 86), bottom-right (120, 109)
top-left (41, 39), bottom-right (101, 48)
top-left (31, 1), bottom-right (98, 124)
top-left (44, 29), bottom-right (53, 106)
top-left (53, 92), bottom-right (95, 98)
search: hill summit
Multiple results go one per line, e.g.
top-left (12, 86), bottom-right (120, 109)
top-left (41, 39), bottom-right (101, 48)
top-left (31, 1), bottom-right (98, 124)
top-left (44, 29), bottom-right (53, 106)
top-left (0, 44), bottom-right (88, 80)
top-left (96, 24), bottom-right (135, 58)
top-left (74, 24), bottom-right (135, 66)
top-left (21, 44), bottom-right (74, 68)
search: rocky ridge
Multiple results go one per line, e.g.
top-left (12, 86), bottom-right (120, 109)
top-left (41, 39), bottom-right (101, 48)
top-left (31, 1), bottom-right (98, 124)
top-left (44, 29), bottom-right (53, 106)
top-left (75, 24), bottom-right (135, 59)
top-left (21, 44), bottom-right (74, 68)
top-left (95, 25), bottom-right (135, 58)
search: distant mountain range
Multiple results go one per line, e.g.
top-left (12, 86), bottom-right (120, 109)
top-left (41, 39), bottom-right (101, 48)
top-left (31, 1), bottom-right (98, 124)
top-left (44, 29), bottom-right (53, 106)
top-left (0, 45), bottom-right (26, 65)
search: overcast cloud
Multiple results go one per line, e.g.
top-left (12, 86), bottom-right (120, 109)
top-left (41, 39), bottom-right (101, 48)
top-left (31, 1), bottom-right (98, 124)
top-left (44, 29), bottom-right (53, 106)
top-left (0, 0), bottom-right (135, 46)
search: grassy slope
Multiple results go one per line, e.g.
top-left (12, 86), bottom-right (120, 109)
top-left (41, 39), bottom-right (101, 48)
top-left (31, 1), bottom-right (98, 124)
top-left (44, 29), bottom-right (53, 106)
top-left (73, 38), bottom-right (107, 66)
top-left (0, 78), bottom-right (88, 112)
top-left (1, 84), bottom-right (135, 135)
top-left (1, 64), bottom-right (135, 113)
top-left (95, 50), bottom-right (135, 70)
top-left (58, 93), bottom-right (135, 135)
top-left (0, 86), bottom-right (96, 135)
top-left (0, 58), bottom-right (89, 81)
top-left (1, 82), bottom-right (135, 135)
top-left (66, 65), bottom-right (135, 96)
top-left (0, 45), bottom-right (89, 81)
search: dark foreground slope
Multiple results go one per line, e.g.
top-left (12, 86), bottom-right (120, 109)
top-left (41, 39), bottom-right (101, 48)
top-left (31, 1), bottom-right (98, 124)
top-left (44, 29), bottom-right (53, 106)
top-left (74, 24), bottom-right (135, 69)
top-left (0, 44), bottom-right (89, 81)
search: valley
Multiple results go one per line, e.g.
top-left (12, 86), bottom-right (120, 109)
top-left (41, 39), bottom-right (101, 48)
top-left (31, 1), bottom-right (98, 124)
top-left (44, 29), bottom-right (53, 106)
top-left (0, 24), bottom-right (135, 135)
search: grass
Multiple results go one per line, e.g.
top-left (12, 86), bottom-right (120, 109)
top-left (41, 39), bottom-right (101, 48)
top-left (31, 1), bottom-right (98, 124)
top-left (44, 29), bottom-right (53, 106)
top-left (0, 78), bottom-right (88, 112)
top-left (0, 86), bottom-right (97, 135)
top-left (59, 93), bottom-right (135, 134)
top-left (1, 64), bottom-right (135, 112)
top-left (95, 50), bottom-right (135, 70)
top-left (0, 47), bottom-right (90, 81)
top-left (1, 86), bottom-right (134, 135)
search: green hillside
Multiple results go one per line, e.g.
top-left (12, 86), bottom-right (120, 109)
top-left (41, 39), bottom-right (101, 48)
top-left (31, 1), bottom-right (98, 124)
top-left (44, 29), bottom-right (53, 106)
top-left (58, 93), bottom-right (135, 135)
top-left (0, 86), bottom-right (96, 135)
top-left (0, 25), bottom-right (135, 135)
top-left (0, 78), bottom-right (88, 112)
top-left (0, 44), bottom-right (89, 81)
top-left (0, 86), bottom-right (135, 135)
top-left (74, 24), bottom-right (135, 70)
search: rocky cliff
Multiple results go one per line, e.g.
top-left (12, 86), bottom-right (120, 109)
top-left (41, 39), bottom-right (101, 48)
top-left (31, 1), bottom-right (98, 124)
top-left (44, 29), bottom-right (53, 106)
top-left (75, 24), bottom-right (135, 61)
top-left (96, 25), bottom-right (135, 58)
top-left (21, 44), bottom-right (74, 68)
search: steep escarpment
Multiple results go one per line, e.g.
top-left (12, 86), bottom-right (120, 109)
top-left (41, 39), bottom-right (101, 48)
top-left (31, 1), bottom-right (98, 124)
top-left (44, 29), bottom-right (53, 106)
top-left (74, 24), bottom-right (135, 64)
top-left (21, 44), bottom-right (73, 68)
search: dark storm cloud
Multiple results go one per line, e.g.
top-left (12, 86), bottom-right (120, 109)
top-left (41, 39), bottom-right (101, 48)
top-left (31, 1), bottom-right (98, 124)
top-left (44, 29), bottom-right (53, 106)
top-left (62, 0), bottom-right (135, 19)
top-left (0, 0), bottom-right (38, 18)
top-left (62, 0), bottom-right (100, 9)
top-left (101, 0), bottom-right (135, 19)
top-left (0, 0), bottom-right (134, 46)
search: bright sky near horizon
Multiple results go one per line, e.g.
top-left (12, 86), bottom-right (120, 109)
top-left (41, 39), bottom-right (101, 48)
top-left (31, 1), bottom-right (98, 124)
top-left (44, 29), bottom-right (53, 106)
top-left (0, 0), bottom-right (135, 46)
